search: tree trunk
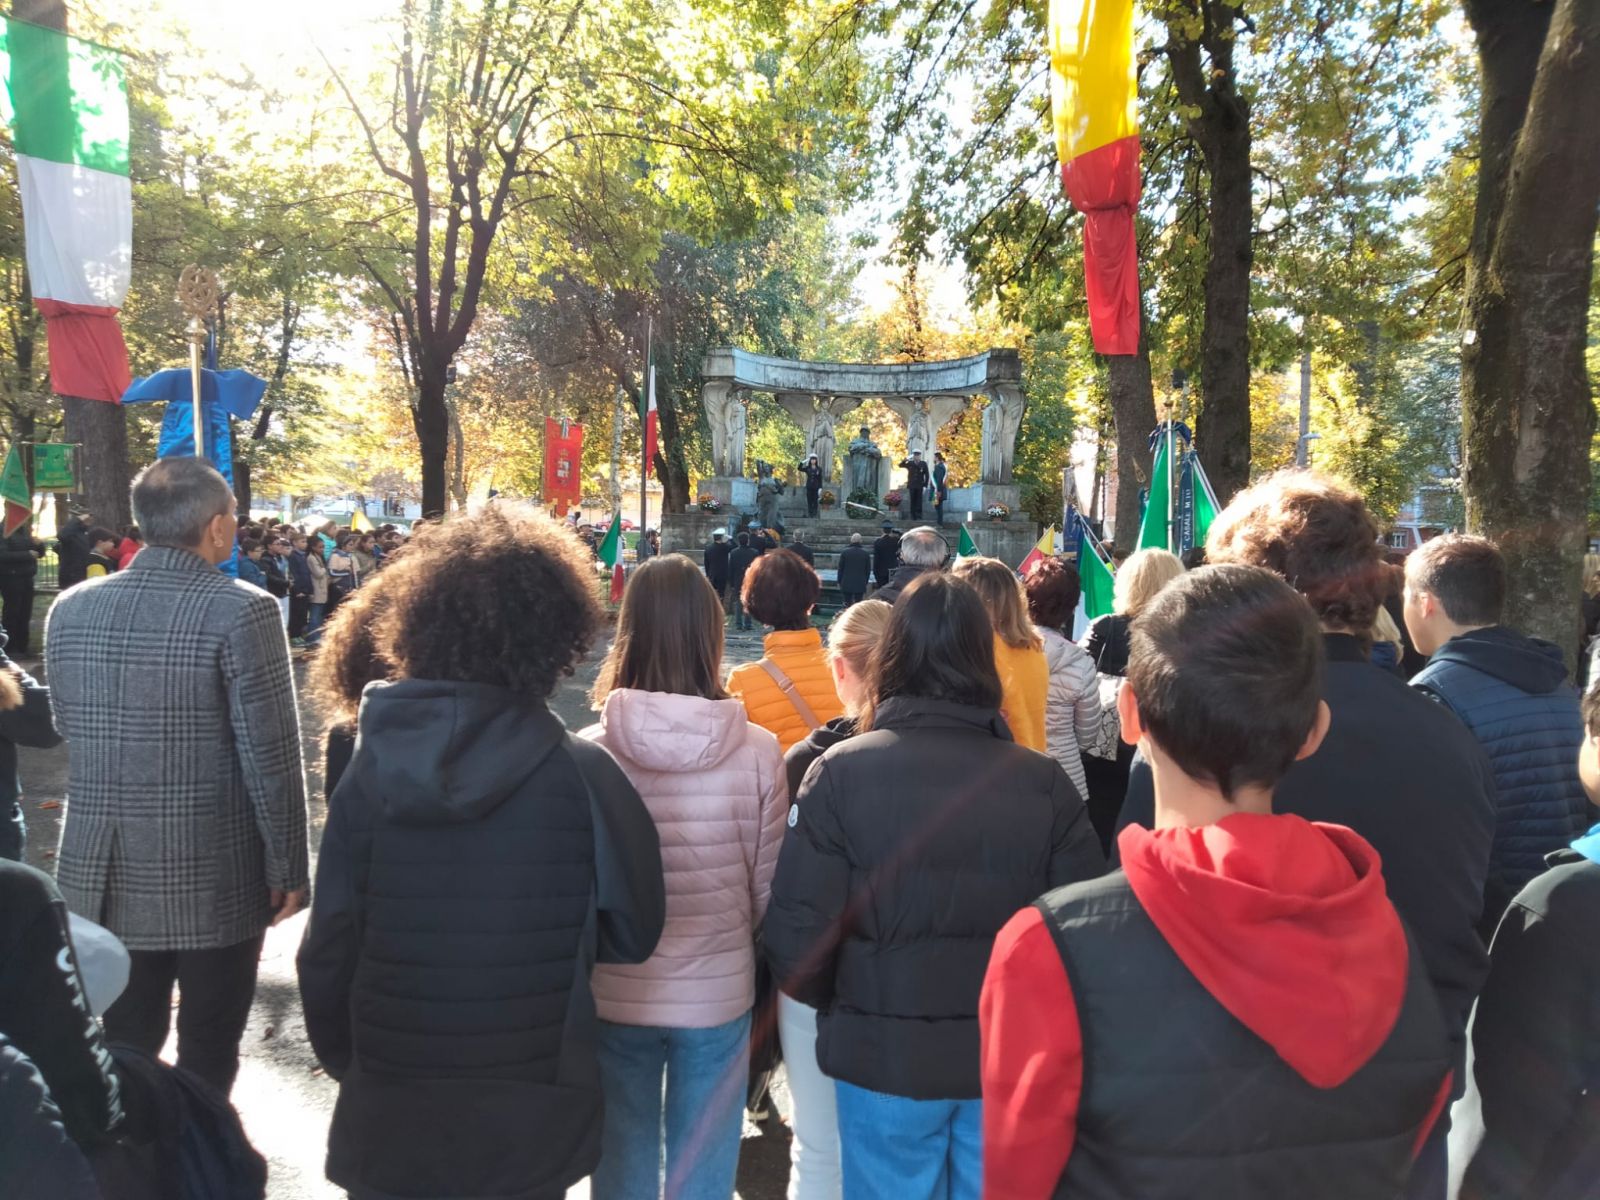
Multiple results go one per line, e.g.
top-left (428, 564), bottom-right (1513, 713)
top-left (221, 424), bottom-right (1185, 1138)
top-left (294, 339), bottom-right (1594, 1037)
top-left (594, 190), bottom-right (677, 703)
top-left (447, 391), bottom-right (467, 512)
top-left (1195, 110), bottom-right (1253, 503)
top-left (413, 373), bottom-right (450, 518)
top-left (233, 437), bottom-right (253, 515)
top-left (1106, 315), bottom-right (1158, 546)
top-left (63, 397), bottom-right (130, 530)
top-left (654, 391), bottom-right (691, 513)
top-left (1461, 0), bottom-right (1600, 667)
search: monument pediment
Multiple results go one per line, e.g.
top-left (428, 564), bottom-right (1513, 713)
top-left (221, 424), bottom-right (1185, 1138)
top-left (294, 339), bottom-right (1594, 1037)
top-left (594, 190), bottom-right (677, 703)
top-left (701, 347), bottom-right (1020, 398)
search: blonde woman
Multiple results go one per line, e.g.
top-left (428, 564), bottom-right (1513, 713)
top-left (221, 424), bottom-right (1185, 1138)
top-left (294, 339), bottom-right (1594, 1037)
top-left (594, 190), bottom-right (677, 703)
top-left (776, 599), bottom-right (893, 1200)
top-left (951, 556), bottom-right (1049, 753)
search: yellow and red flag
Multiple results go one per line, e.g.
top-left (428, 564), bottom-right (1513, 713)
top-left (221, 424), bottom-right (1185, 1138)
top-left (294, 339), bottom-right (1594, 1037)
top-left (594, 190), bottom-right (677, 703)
top-left (1018, 526), bottom-right (1057, 576)
top-left (1049, 0), bottom-right (1141, 355)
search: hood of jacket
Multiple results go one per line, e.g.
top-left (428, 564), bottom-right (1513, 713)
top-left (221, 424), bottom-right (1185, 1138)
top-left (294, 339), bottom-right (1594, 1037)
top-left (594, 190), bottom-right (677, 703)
top-left (594, 688), bottom-right (751, 773)
top-left (1118, 812), bottom-right (1407, 1088)
top-left (356, 679), bottom-right (566, 824)
top-left (1428, 624), bottom-right (1568, 694)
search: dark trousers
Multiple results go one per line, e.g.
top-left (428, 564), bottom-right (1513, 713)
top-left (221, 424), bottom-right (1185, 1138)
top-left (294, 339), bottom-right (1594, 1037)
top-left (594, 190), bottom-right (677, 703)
top-left (842, 591), bottom-right (863, 608)
top-left (103, 931), bottom-right (265, 1095)
top-left (288, 594), bottom-right (310, 639)
top-left (0, 799), bottom-right (22, 862)
top-left (806, 487), bottom-right (820, 517)
top-left (908, 487), bottom-right (924, 518)
top-left (0, 573), bottom-right (35, 656)
top-left (934, 490), bottom-right (946, 525)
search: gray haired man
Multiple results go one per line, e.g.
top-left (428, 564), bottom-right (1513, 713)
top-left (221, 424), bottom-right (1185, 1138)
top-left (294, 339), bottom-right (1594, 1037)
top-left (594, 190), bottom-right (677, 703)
top-left (46, 457), bottom-right (309, 1094)
top-left (872, 525), bottom-right (950, 605)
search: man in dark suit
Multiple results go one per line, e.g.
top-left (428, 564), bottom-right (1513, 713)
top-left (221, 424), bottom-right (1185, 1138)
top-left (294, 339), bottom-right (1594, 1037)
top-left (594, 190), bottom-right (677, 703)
top-left (837, 533), bottom-right (872, 607)
top-left (704, 531), bottom-right (731, 604)
top-left (789, 532), bottom-right (815, 567)
top-left (872, 522), bottom-right (900, 592)
top-left (727, 533), bottom-right (759, 631)
top-left (54, 508), bottom-right (93, 591)
top-left (899, 450), bottom-right (931, 519)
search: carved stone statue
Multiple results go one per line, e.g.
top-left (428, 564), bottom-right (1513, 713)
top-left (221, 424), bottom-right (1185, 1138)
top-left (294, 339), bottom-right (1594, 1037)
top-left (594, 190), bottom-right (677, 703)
top-left (906, 397), bottom-right (932, 458)
top-left (704, 383), bottom-right (751, 477)
top-left (980, 384), bottom-right (1026, 482)
top-left (811, 404), bottom-right (839, 484)
top-left (846, 426), bottom-right (882, 496)
top-left (755, 459), bottom-right (783, 529)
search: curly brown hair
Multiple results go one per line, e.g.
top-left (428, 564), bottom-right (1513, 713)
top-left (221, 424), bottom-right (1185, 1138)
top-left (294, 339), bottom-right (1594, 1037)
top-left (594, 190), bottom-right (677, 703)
top-left (1206, 471), bottom-right (1385, 633)
top-left (1023, 557), bottom-right (1081, 632)
top-left (373, 506), bottom-right (602, 697)
top-left (306, 572), bottom-right (399, 725)
top-left (742, 549), bottom-right (819, 630)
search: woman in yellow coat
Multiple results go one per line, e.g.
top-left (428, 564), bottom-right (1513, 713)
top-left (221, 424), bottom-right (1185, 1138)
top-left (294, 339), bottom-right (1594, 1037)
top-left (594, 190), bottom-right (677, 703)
top-left (952, 555), bottom-right (1049, 752)
top-left (727, 549), bottom-right (845, 752)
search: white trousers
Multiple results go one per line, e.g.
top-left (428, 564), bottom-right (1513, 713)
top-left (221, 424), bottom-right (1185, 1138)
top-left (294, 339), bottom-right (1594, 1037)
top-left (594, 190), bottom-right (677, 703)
top-left (778, 992), bottom-right (842, 1200)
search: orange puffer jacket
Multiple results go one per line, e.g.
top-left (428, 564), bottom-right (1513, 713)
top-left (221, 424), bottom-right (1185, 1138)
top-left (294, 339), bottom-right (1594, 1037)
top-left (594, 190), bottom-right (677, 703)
top-left (727, 628), bottom-right (845, 753)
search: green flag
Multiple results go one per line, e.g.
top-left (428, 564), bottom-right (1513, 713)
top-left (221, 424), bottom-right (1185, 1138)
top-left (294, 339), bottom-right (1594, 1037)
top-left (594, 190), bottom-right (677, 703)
top-left (597, 512), bottom-right (625, 602)
top-left (957, 525), bottom-right (978, 558)
top-left (1079, 536), bottom-right (1116, 620)
top-left (0, 444), bottom-right (27, 536)
top-left (1137, 436), bottom-right (1171, 551)
top-left (1190, 453), bottom-right (1220, 552)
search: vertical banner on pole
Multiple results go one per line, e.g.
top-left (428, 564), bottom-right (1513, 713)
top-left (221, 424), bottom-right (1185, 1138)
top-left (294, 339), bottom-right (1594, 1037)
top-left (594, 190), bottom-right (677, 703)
top-left (544, 417), bottom-right (584, 517)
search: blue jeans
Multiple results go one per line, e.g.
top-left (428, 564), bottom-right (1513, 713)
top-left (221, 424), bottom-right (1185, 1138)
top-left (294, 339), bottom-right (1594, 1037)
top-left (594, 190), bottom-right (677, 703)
top-left (835, 1081), bottom-right (981, 1200)
top-left (305, 601), bottom-right (326, 639)
top-left (591, 1011), bottom-right (751, 1200)
top-left (0, 799), bottom-right (22, 862)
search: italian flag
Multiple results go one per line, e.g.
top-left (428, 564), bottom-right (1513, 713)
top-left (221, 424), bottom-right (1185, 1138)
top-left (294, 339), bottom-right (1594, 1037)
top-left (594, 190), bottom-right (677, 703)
top-left (1073, 528), bottom-right (1116, 639)
top-left (0, 19), bottom-right (132, 402)
top-left (643, 363), bottom-right (658, 475)
top-left (598, 511), bottom-right (625, 603)
top-left (1018, 526), bottom-right (1056, 576)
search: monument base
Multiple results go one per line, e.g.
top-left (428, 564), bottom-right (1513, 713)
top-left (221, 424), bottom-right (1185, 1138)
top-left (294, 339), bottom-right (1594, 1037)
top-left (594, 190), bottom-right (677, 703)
top-left (948, 482), bottom-right (1021, 516)
top-left (699, 475), bottom-right (756, 509)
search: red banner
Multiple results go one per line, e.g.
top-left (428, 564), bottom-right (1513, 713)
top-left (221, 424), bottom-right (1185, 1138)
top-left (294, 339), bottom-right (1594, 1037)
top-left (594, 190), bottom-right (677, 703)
top-left (544, 418), bottom-right (584, 516)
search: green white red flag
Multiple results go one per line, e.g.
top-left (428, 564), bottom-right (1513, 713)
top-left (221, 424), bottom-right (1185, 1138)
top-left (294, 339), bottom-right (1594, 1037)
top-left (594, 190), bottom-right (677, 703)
top-left (0, 444), bottom-right (29, 535)
top-left (597, 511), bottom-right (625, 602)
top-left (0, 19), bottom-right (132, 401)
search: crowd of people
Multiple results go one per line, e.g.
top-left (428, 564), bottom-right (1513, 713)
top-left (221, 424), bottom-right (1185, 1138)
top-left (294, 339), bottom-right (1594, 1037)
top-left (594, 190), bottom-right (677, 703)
top-left (2, 455), bottom-right (1598, 1200)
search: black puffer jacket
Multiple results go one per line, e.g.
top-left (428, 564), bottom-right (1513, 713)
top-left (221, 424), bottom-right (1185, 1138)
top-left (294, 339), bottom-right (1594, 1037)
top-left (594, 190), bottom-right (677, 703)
top-left (784, 715), bottom-right (856, 799)
top-left (297, 679), bottom-right (666, 1200)
top-left (765, 696), bottom-right (1104, 1100)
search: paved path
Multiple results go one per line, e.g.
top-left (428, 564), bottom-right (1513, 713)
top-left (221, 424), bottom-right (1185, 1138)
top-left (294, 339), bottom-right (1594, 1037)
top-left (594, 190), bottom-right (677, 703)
top-left (17, 621), bottom-right (796, 1200)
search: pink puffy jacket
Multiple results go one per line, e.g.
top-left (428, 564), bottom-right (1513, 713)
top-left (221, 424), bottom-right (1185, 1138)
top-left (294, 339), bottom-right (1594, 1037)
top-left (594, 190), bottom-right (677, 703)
top-left (581, 688), bottom-right (788, 1028)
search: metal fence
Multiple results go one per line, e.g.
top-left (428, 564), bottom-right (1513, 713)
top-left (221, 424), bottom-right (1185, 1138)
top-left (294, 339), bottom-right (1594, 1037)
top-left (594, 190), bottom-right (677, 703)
top-left (37, 549), bottom-right (58, 592)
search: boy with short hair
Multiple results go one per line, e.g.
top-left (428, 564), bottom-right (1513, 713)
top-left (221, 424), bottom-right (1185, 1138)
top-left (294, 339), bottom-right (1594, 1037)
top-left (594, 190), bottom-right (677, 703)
top-left (981, 564), bottom-right (1453, 1199)
top-left (83, 529), bottom-right (118, 580)
top-left (1449, 686), bottom-right (1600, 1199)
top-left (1404, 533), bottom-right (1590, 931)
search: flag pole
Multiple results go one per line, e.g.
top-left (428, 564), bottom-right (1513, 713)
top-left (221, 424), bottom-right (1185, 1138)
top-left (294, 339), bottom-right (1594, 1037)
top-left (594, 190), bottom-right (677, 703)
top-left (642, 316), bottom-right (652, 549)
top-left (177, 266), bottom-right (219, 463)
top-left (1165, 409), bottom-right (1175, 553)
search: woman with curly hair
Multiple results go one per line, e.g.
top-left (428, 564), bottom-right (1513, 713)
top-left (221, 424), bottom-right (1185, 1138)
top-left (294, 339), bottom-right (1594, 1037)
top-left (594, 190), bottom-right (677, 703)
top-left (727, 549), bottom-right (844, 752)
top-left (297, 507), bottom-right (666, 1200)
top-left (582, 553), bottom-right (788, 1200)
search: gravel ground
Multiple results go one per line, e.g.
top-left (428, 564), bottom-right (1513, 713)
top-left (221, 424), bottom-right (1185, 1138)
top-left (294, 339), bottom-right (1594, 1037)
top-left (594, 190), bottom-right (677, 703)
top-left (17, 620), bottom-right (796, 1200)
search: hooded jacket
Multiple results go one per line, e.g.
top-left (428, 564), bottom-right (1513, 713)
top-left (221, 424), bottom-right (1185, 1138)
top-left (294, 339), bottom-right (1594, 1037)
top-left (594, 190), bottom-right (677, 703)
top-left (726, 628), bottom-right (846, 753)
top-left (982, 813), bottom-right (1453, 1199)
top-left (1411, 626), bottom-right (1591, 927)
top-left (1117, 636), bottom-right (1495, 1077)
top-left (297, 679), bottom-right (666, 1200)
top-left (784, 715), bottom-right (856, 799)
top-left (581, 689), bottom-right (787, 1028)
top-left (765, 696), bottom-right (1105, 1100)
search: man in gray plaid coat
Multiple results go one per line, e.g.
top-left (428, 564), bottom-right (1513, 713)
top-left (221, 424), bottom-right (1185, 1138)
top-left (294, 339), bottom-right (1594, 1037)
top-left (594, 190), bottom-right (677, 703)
top-left (46, 457), bottom-right (309, 1094)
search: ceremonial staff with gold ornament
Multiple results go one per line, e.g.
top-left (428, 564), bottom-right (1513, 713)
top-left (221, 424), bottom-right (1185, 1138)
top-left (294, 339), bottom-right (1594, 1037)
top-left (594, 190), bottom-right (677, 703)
top-left (178, 265), bottom-right (220, 461)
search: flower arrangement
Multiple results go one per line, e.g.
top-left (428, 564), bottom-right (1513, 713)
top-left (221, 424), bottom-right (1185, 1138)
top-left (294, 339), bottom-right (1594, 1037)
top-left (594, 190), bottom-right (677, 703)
top-left (697, 495), bottom-right (724, 513)
top-left (819, 489), bottom-right (837, 508)
top-left (846, 487), bottom-right (880, 516)
top-left (986, 503), bottom-right (1011, 520)
top-left (883, 490), bottom-right (904, 508)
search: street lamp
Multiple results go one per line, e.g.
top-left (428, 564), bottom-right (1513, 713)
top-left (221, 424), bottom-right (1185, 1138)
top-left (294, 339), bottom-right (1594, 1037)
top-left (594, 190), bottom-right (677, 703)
top-left (1296, 430), bottom-right (1321, 468)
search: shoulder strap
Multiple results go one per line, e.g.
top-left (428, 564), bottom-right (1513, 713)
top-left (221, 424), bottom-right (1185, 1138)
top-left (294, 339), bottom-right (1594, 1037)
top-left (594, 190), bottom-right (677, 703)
top-left (759, 658), bottom-right (823, 731)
